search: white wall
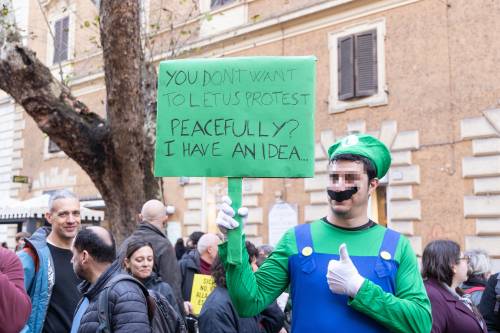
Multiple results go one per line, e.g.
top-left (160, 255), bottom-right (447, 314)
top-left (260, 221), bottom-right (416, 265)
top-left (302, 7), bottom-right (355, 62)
top-left (0, 99), bottom-right (19, 248)
top-left (10, 0), bottom-right (30, 45)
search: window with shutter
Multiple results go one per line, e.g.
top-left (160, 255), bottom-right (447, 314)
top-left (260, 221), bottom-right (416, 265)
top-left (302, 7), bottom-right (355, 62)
top-left (338, 36), bottom-right (355, 100)
top-left (337, 29), bottom-right (377, 101)
top-left (355, 30), bottom-right (377, 97)
top-left (329, 19), bottom-right (386, 112)
top-left (53, 17), bottom-right (69, 64)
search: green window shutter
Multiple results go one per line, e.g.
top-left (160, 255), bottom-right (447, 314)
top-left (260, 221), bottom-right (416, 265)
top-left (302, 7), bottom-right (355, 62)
top-left (355, 29), bottom-right (377, 97)
top-left (338, 35), bottom-right (355, 101)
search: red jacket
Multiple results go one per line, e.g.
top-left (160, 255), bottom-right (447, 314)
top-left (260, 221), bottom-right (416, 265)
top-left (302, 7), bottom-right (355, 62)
top-left (425, 278), bottom-right (487, 333)
top-left (0, 247), bottom-right (32, 333)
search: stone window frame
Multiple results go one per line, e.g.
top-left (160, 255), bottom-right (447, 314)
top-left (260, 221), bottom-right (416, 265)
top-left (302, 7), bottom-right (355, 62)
top-left (199, 0), bottom-right (236, 12)
top-left (45, 4), bottom-right (76, 80)
top-left (43, 137), bottom-right (66, 160)
top-left (198, 0), bottom-right (247, 37)
top-left (209, 0), bottom-right (236, 10)
top-left (328, 18), bottom-right (387, 113)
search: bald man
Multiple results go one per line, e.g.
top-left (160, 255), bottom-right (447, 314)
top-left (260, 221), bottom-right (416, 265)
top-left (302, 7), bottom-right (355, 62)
top-left (70, 227), bottom-right (151, 333)
top-left (118, 200), bottom-right (183, 311)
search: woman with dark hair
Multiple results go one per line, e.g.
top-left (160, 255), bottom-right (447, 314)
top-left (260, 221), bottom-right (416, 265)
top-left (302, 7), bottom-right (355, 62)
top-left (175, 238), bottom-right (187, 261)
top-left (198, 241), bottom-right (284, 333)
top-left (123, 239), bottom-right (183, 317)
top-left (422, 240), bottom-right (487, 333)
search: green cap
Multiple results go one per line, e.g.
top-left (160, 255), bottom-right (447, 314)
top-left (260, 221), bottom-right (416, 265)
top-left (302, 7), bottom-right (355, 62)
top-left (327, 134), bottom-right (391, 179)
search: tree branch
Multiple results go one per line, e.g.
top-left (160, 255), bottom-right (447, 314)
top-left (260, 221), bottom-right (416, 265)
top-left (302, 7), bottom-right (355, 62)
top-left (0, 41), bottom-right (109, 180)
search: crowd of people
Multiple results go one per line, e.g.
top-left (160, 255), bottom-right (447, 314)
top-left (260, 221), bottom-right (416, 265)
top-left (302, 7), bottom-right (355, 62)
top-left (0, 133), bottom-right (500, 332)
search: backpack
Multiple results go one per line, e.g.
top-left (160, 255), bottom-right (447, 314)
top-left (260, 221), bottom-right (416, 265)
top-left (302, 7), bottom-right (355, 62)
top-left (463, 286), bottom-right (486, 307)
top-left (97, 274), bottom-right (187, 333)
top-left (494, 274), bottom-right (500, 315)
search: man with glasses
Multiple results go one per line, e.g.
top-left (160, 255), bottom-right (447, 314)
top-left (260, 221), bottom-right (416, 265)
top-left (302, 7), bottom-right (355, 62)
top-left (18, 189), bottom-right (82, 333)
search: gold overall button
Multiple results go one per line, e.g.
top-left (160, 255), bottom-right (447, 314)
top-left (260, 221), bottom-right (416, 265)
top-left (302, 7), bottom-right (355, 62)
top-left (301, 246), bottom-right (313, 256)
top-left (380, 251), bottom-right (392, 260)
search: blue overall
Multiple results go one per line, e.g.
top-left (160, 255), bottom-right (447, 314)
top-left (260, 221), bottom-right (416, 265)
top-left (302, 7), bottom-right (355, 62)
top-left (288, 224), bottom-right (400, 333)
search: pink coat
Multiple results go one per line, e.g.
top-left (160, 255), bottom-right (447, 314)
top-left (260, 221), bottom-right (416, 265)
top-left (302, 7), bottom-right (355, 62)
top-left (0, 247), bottom-right (32, 333)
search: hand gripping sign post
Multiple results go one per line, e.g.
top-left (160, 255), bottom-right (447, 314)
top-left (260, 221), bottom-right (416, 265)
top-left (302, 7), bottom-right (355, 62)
top-left (155, 57), bottom-right (316, 264)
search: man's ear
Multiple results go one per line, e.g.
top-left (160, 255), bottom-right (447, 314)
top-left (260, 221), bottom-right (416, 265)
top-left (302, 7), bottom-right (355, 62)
top-left (368, 178), bottom-right (379, 194)
top-left (45, 212), bottom-right (53, 224)
top-left (81, 250), bottom-right (90, 264)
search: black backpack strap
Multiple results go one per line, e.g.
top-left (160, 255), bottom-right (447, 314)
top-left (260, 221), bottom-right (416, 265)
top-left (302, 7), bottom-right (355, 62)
top-left (97, 274), bottom-right (151, 333)
top-left (494, 274), bottom-right (500, 315)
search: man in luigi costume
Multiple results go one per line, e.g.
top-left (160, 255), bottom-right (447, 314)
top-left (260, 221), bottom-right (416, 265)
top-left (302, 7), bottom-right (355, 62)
top-left (216, 133), bottom-right (432, 333)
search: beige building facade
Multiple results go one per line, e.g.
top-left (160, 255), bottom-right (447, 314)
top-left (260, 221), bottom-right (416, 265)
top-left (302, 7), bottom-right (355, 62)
top-left (3, 0), bottom-right (500, 269)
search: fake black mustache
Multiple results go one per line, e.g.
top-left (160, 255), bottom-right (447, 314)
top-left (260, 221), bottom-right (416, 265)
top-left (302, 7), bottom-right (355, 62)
top-left (327, 188), bottom-right (358, 202)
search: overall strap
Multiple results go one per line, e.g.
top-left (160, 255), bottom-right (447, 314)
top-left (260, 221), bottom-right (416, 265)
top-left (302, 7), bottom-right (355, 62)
top-left (373, 228), bottom-right (401, 293)
top-left (294, 223), bottom-right (316, 274)
top-left (295, 223), bottom-right (314, 252)
top-left (379, 228), bottom-right (401, 259)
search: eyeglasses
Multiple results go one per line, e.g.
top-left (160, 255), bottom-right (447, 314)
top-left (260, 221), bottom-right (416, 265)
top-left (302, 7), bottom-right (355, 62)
top-left (457, 255), bottom-right (470, 263)
top-left (56, 210), bottom-right (81, 219)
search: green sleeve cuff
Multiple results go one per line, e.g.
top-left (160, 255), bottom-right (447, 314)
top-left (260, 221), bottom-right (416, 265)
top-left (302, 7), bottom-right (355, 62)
top-left (218, 233), bottom-right (246, 266)
top-left (348, 279), bottom-right (373, 308)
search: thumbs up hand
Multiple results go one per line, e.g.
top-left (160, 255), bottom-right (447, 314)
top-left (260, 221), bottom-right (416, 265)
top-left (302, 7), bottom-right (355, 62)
top-left (326, 244), bottom-right (365, 297)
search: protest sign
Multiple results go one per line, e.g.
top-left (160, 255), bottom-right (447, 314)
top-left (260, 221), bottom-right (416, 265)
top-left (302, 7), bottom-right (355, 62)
top-left (155, 56), bottom-right (316, 263)
top-left (154, 56), bottom-right (316, 178)
top-left (190, 273), bottom-right (216, 315)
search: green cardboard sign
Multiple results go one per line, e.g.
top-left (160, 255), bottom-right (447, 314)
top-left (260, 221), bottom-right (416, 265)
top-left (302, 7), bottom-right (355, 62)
top-left (154, 56), bottom-right (316, 178)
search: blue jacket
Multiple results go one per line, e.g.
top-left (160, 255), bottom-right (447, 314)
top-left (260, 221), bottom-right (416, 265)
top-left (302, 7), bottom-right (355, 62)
top-left (17, 227), bottom-right (54, 333)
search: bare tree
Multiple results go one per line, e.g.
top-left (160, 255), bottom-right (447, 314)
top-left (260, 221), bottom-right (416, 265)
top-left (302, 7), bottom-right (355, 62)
top-left (0, 0), bottom-right (170, 243)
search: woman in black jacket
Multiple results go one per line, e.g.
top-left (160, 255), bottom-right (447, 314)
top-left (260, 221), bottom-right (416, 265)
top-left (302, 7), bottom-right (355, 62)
top-left (123, 239), bottom-right (183, 317)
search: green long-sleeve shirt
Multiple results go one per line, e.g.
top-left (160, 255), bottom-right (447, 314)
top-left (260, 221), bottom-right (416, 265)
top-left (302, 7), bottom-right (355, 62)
top-left (219, 219), bottom-right (432, 333)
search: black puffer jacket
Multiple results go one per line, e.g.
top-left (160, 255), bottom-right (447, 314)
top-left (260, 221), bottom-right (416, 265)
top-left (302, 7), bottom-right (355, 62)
top-left (198, 287), bottom-right (284, 333)
top-left (198, 286), bottom-right (250, 332)
top-left (143, 272), bottom-right (183, 318)
top-left (76, 262), bottom-right (151, 333)
top-left (118, 223), bottom-right (182, 302)
top-left (478, 273), bottom-right (500, 332)
top-left (178, 249), bottom-right (200, 301)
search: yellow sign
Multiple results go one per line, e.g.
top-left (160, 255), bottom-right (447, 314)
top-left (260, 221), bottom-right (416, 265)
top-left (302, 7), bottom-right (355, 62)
top-left (190, 273), bottom-right (216, 315)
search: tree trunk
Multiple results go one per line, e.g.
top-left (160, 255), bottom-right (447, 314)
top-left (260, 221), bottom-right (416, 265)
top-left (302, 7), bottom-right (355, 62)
top-left (0, 0), bottom-right (160, 244)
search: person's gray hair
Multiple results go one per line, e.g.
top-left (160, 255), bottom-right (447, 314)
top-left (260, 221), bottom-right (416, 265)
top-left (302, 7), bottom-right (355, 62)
top-left (465, 249), bottom-right (491, 276)
top-left (48, 189), bottom-right (78, 211)
top-left (197, 233), bottom-right (220, 255)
